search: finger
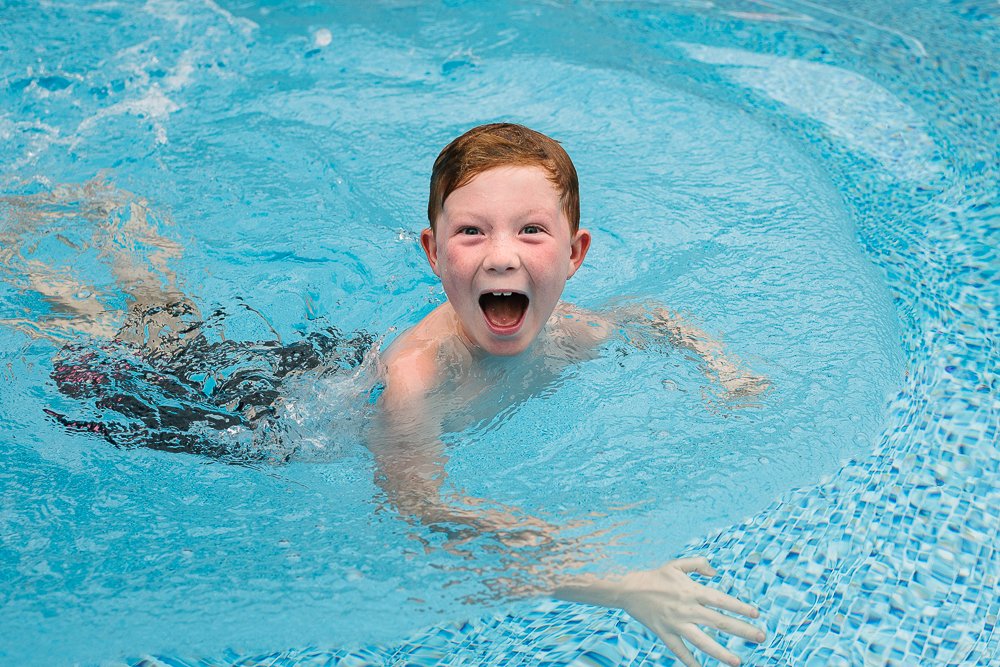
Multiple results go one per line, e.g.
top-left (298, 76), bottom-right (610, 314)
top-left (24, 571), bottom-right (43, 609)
top-left (672, 557), bottom-right (717, 576)
top-left (698, 589), bottom-right (760, 619)
top-left (662, 634), bottom-right (701, 667)
top-left (685, 626), bottom-right (741, 667)
top-left (701, 609), bottom-right (767, 643)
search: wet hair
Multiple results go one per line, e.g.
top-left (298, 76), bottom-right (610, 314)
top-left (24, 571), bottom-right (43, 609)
top-left (427, 123), bottom-right (580, 233)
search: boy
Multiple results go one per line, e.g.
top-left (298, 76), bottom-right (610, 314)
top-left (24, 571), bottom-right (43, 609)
top-left (371, 123), bottom-right (768, 667)
top-left (15, 127), bottom-right (766, 666)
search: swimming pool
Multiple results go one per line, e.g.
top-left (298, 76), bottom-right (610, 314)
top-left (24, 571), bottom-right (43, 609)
top-left (1, 1), bottom-right (996, 665)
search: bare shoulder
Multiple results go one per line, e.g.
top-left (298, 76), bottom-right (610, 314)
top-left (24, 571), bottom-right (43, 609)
top-left (380, 338), bottom-right (441, 411)
top-left (551, 302), bottom-right (616, 346)
top-left (379, 305), bottom-right (462, 409)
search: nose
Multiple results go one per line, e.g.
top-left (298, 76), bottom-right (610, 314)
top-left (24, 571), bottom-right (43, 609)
top-left (483, 236), bottom-right (521, 273)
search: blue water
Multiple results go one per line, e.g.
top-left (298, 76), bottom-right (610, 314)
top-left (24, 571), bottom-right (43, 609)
top-left (0, 1), bottom-right (996, 665)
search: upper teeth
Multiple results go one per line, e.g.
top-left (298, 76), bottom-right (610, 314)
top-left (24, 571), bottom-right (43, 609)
top-left (492, 292), bottom-right (513, 296)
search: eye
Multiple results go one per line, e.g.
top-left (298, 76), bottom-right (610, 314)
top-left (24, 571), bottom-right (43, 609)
top-left (458, 226), bottom-right (481, 236)
top-left (522, 224), bottom-right (542, 234)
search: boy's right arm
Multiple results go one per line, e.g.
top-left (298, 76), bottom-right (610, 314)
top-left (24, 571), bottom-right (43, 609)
top-left (370, 344), bottom-right (766, 665)
top-left (553, 559), bottom-right (765, 667)
top-left (369, 346), bottom-right (558, 543)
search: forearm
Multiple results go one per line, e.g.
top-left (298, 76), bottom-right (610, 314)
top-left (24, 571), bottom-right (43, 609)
top-left (645, 307), bottom-right (769, 397)
top-left (552, 571), bottom-right (625, 608)
top-left (388, 479), bottom-right (561, 551)
top-left (372, 435), bottom-right (559, 548)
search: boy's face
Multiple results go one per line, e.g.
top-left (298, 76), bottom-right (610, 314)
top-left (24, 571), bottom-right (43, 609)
top-left (421, 166), bottom-right (590, 356)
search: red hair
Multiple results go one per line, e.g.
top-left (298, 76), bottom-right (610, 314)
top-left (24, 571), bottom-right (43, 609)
top-left (428, 123), bottom-right (580, 233)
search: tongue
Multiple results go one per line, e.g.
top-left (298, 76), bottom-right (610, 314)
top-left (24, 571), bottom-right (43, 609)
top-left (481, 294), bottom-right (527, 328)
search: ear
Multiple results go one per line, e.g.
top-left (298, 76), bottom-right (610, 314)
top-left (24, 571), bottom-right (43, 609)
top-left (566, 228), bottom-right (591, 279)
top-left (420, 227), bottom-right (440, 276)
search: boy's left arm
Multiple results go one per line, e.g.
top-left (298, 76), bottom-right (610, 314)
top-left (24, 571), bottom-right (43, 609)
top-left (649, 307), bottom-right (770, 398)
top-left (566, 303), bottom-right (769, 398)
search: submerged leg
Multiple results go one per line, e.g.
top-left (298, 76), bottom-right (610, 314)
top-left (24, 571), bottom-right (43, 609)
top-left (4, 179), bottom-right (375, 463)
top-left (0, 178), bottom-right (189, 342)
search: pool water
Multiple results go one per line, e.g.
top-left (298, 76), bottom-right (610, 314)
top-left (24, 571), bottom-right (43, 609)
top-left (0, 1), bottom-right (996, 665)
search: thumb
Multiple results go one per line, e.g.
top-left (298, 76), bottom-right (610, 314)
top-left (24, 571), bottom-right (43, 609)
top-left (671, 557), bottom-right (717, 577)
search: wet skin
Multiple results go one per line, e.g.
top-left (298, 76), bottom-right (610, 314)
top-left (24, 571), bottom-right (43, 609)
top-left (381, 165), bottom-right (768, 667)
top-left (420, 166), bottom-right (591, 357)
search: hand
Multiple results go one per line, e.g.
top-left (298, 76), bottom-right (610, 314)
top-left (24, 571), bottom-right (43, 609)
top-left (617, 557), bottom-right (766, 667)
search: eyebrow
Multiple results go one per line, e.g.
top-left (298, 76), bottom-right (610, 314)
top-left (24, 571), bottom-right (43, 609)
top-left (446, 208), bottom-right (558, 222)
top-left (518, 209), bottom-right (558, 219)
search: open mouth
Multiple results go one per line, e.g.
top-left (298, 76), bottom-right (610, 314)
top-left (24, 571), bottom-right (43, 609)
top-left (479, 291), bottom-right (529, 334)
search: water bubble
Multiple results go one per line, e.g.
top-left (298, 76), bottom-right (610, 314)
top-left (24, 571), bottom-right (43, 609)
top-left (313, 29), bottom-right (333, 48)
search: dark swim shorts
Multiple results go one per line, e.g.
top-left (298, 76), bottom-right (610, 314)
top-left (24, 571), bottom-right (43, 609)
top-left (45, 301), bottom-right (374, 463)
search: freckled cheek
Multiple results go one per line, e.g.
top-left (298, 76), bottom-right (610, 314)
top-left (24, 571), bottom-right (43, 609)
top-left (443, 247), bottom-right (478, 274)
top-left (528, 250), bottom-right (569, 281)
top-left (439, 251), bottom-right (480, 302)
